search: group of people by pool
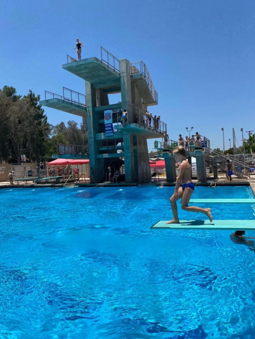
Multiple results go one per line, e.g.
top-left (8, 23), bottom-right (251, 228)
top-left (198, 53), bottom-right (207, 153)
top-left (178, 132), bottom-right (206, 151)
top-left (48, 165), bottom-right (79, 179)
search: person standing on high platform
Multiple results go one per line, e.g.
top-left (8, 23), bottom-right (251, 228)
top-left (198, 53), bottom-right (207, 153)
top-left (167, 146), bottom-right (213, 224)
top-left (178, 135), bottom-right (184, 147)
top-left (163, 131), bottom-right (169, 148)
top-left (74, 39), bottom-right (84, 61)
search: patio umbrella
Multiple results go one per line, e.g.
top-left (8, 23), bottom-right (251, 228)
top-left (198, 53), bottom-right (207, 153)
top-left (47, 159), bottom-right (71, 166)
top-left (149, 160), bottom-right (165, 168)
top-left (47, 159), bottom-right (90, 166)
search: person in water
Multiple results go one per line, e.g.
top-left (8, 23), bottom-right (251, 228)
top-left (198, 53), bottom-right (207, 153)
top-left (74, 38), bottom-right (84, 61)
top-left (167, 146), bottom-right (213, 224)
top-left (230, 231), bottom-right (255, 247)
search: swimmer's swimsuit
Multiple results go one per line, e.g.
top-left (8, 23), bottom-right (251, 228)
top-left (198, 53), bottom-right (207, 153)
top-left (182, 182), bottom-right (195, 191)
top-left (76, 43), bottom-right (81, 50)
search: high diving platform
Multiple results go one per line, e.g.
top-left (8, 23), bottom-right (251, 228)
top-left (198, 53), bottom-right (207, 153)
top-left (115, 123), bottom-right (163, 139)
top-left (151, 220), bottom-right (255, 230)
top-left (40, 88), bottom-right (87, 117)
top-left (62, 56), bottom-right (121, 92)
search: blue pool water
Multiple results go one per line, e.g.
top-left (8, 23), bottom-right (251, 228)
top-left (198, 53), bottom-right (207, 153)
top-left (0, 186), bottom-right (255, 339)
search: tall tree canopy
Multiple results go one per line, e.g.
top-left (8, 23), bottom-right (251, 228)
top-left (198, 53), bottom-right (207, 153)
top-left (0, 86), bottom-right (51, 162)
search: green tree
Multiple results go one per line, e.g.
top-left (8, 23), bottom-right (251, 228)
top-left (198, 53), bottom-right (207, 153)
top-left (2, 85), bottom-right (20, 102)
top-left (244, 134), bottom-right (255, 154)
top-left (0, 91), bottom-right (11, 162)
top-left (0, 86), bottom-right (50, 163)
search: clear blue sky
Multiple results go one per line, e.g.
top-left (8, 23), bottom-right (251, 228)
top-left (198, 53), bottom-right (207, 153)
top-left (1, 0), bottom-right (255, 151)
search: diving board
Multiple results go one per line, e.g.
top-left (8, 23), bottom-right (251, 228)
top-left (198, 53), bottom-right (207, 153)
top-left (189, 199), bottom-right (255, 204)
top-left (151, 220), bottom-right (255, 230)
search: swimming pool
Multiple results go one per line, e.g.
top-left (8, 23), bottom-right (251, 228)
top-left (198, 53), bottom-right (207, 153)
top-left (0, 186), bottom-right (255, 338)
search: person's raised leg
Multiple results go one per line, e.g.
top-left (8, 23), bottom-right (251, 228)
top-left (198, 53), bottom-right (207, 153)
top-left (166, 187), bottom-right (183, 224)
top-left (181, 187), bottom-right (213, 222)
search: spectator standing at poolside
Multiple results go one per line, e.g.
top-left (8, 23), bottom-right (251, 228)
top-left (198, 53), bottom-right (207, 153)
top-left (90, 167), bottom-right (95, 183)
top-left (167, 146), bottom-right (213, 224)
top-left (113, 170), bottom-right (119, 183)
top-left (63, 166), bottom-right (68, 179)
top-left (57, 167), bottom-right (63, 176)
top-left (50, 166), bottom-right (55, 176)
top-left (73, 167), bottom-right (79, 179)
top-left (108, 166), bottom-right (112, 182)
top-left (226, 160), bottom-right (233, 182)
top-left (74, 39), bottom-right (84, 61)
top-left (8, 171), bottom-right (14, 185)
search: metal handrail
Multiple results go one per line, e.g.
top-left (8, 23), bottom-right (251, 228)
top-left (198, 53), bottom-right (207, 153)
top-left (63, 87), bottom-right (86, 106)
top-left (204, 147), bottom-right (251, 178)
top-left (100, 46), bottom-right (120, 74)
top-left (44, 89), bottom-right (86, 108)
top-left (133, 108), bottom-right (166, 133)
top-left (44, 91), bottom-right (62, 100)
top-left (158, 140), bottom-right (178, 150)
top-left (130, 61), bottom-right (158, 103)
top-left (67, 54), bottom-right (78, 63)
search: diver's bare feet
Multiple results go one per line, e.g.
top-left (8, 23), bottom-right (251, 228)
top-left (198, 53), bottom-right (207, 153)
top-left (166, 218), bottom-right (179, 224)
top-left (205, 208), bottom-right (213, 222)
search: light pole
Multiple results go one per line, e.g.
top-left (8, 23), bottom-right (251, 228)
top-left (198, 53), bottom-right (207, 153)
top-left (186, 126), bottom-right (193, 138)
top-left (241, 128), bottom-right (244, 153)
top-left (229, 138), bottom-right (231, 149)
top-left (221, 128), bottom-right (225, 152)
top-left (241, 128), bottom-right (245, 168)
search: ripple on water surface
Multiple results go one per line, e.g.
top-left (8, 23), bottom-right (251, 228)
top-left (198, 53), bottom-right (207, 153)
top-left (0, 186), bottom-right (255, 338)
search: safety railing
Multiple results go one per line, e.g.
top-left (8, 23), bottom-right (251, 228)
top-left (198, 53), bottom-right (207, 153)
top-left (130, 61), bottom-right (158, 103)
top-left (133, 109), bottom-right (166, 133)
top-left (67, 55), bottom-right (78, 63)
top-left (44, 91), bottom-right (62, 100)
top-left (63, 87), bottom-right (86, 106)
top-left (157, 140), bottom-right (178, 150)
top-left (100, 46), bottom-right (120, 74)
top-left (44, 89), bottom-right (86, 107)
top-left (204, 147), bottom-right (251, 178)
top-left (58, 144), bottom-right (88, 156)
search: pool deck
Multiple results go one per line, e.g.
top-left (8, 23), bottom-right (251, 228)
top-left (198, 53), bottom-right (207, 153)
top-left (1, 175), bottom-right (255, 195)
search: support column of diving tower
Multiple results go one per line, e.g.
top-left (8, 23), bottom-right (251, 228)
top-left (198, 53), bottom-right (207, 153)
top-left (162, 149), bottom-right (207, 183)
top-left (59, 48), bottom-right (166, 183)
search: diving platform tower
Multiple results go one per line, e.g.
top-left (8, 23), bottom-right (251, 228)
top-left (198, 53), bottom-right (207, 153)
top-left (41, 47), bottom-right (167, 183)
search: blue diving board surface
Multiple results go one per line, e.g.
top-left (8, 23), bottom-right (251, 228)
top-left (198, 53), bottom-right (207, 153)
top-left (151, 220), bottom-right (255, 230)
top-left (189, 199), bottom-right (255, 204)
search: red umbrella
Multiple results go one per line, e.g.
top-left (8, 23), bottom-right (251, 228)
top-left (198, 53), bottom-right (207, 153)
top-left (150, 160), bottom-right (165, 168)
top-left (47, 159), bottom-right (71, 165)
top-left (68, 159), bottom-right (89, 165)
top-left (47, 159), bottom-right (89, 165)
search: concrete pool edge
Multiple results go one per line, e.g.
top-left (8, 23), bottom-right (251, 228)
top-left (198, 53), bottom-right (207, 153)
top-left (0, 177), bottom-right (255, 197)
